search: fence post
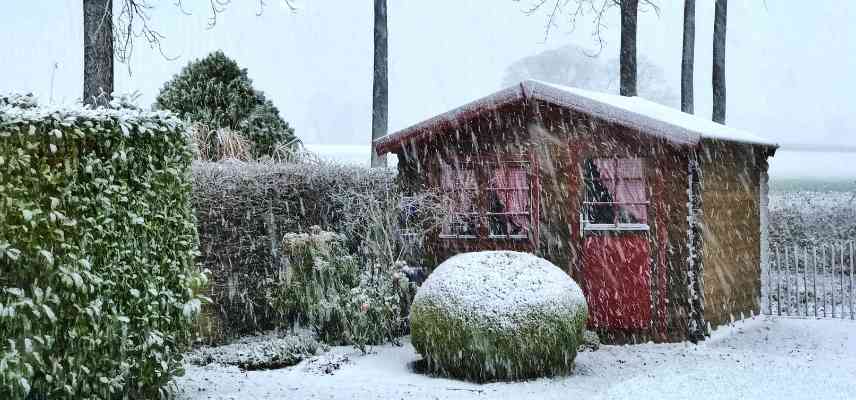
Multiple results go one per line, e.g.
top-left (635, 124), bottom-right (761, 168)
top-left (776, 246), bottom-right (782, 316)
top-left (767, 246), bottom-right (774, 315)
top-left (794, 245), bottom-right (800, 316)
top-left (832, 246), bottom-right (836, 318)
top-left (784, 245), bottom-right (789, 315)
top-left (813, 246), bottom-right (818, 318)
top-left (839, 243), bottom-right (845, 319)
top-left (850, 242), bottom-right (854, 320)
top-left (803, 246), bottom-right (809, 317)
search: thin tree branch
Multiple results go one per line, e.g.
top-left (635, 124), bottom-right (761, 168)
top-left (114, 0), bottom-right (299, 69)
top-left (515, 0), bottom-right (659, 56)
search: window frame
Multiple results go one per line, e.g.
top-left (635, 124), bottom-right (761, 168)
top-left (437, 156), bottom-right (535, 241)
top-left (438, 162), bottom-right (481, 239)
top-left (484, 159), bottom-right (532, 240)
top-left (581, 157), bottom-right (651, 232)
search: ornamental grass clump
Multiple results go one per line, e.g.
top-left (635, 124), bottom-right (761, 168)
top-left (410, 251), bottom-right (588, 382)
top-left (0, 94), bottom-right (205, 399)
top-left (275, 226), bottom-right (414, 353)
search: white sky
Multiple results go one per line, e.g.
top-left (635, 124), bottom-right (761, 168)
top-left (2, 1), bottom-right (855, 178)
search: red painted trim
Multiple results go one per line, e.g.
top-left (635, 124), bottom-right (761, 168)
top-left (530, 151), bottom-right (541, 252)
top-left (374, 87), bottom-right (525, 155)
top-left (654, 163), bottom-right (670, 340)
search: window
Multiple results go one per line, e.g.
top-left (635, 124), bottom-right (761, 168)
top-left (439, 159), bottom-right (534, 240)
top-left (439, 164), bottom-right (479, 238)
top-left (486, 162), bottom-right (531, 239)
top-left (582, 158), bottom-right (649, 231)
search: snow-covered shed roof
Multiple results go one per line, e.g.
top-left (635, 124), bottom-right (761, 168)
top-left (374, 79), bottom-right (777, 155)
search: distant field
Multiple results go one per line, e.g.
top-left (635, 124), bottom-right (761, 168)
top-left (768, 178), bottom-right (855, 248)
top-left (770, 178), bottom-right (856, 193)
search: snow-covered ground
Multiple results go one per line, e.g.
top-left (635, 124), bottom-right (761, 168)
top-left (175, 316), bottom-right (856, 400)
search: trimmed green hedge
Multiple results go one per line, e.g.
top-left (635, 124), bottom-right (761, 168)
top-left (410, 251), bottom-right (588, 382)
top-left (191, 161), bottom-right (396, 341)
top-left (0, 95), bottom-right (205, 399)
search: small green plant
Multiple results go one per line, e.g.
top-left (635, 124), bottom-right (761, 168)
top-left (185, 332), bottom-right (320, 371)
top-left (275, 227), bottom-right (413, 353)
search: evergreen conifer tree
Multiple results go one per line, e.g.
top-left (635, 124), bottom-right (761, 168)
top-left (156, 51), bottom-right (297, 157)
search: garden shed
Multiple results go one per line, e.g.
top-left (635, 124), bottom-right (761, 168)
top-left (374, 80), bottom-right (778, 343)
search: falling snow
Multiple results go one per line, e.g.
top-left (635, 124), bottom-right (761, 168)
top-left (175, 316), bottom-right (856, 400)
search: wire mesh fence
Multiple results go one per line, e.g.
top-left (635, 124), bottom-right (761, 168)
top-left (763, 241), bottom-right (854, 319)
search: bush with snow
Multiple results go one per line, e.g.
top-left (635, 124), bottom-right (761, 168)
top-left (410, 251), bottom-right (588, 381)
top-left (273, 226), bottom-right (416, 353)
top-left (185, 332), bottom-right (321, 371)
top-left (0, 96), bottom-right (205, 399)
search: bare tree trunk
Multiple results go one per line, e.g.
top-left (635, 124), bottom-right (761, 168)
top-left (83, 0), bottom-right (114, 106)
top-left (712, 0), bottom-right (727, 123)
top-left (371, 0), bottom-right (388, 168)
top-left (681, 0), bottom-right (695, 114)
top-left (619, 0), bottom-right (638, 97)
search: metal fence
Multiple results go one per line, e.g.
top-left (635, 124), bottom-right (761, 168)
top-left (763, 241), bottom-right (854, 319)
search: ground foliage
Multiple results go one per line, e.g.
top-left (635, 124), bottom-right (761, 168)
top-left (155, 51), bottom-right (297, 158)
top-left (185, 331), bottom-right (320, 371)
top-left (0, 95), bottom-right (205, 399)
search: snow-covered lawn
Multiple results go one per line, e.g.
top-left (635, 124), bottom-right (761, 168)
top-left (176, 316), bottom-right (856, 400)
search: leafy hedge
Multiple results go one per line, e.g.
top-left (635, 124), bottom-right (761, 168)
top-left (0, 95), bottom-right (205, 399)
top-left (191, 161), bottom-right (397, 341)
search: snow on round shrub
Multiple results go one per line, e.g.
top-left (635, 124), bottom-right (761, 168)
top-left (410, 251), bottom-right (588, 381)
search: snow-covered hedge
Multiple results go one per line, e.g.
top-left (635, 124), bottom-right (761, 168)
top-left (410, 251), bottom-right (588, 381)
top-left (0, 96), bottom-right (205, 399)
top-left (191, 161), bottom-right (398, 341)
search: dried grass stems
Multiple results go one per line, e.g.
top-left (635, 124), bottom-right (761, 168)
top-left (189, 122), bottom-right (304, 162)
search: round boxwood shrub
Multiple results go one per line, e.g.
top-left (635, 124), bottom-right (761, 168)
top-left (410, 251), bottom-right (588, 381)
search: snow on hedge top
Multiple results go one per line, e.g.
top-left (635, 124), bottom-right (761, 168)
top-left (375, 79), bottom-right (776, 154)
top-left (0, 93), bottom-right (183, 134)
top-left (414, 251), bottom-right (586, 330)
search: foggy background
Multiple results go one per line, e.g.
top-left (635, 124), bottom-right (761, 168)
top-left (2, 0), bottom-right (854, 178)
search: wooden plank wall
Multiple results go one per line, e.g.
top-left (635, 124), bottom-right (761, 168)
top-left (698, 140), bottom-right (768, 328)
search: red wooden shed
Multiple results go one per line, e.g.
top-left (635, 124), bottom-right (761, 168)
top-left (375, 80), bottom-right (777, 343)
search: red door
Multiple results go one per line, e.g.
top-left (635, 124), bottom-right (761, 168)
top-left (579, 157), bottom-right (651, 330)
top-left (582, 233), bottom-right (651, 330)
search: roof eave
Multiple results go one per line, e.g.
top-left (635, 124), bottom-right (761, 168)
top-left (372, 84), bottom-right (526, 155)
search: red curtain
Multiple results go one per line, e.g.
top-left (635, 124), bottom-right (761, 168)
top-left (592, 158), bottom-right (647, 224)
